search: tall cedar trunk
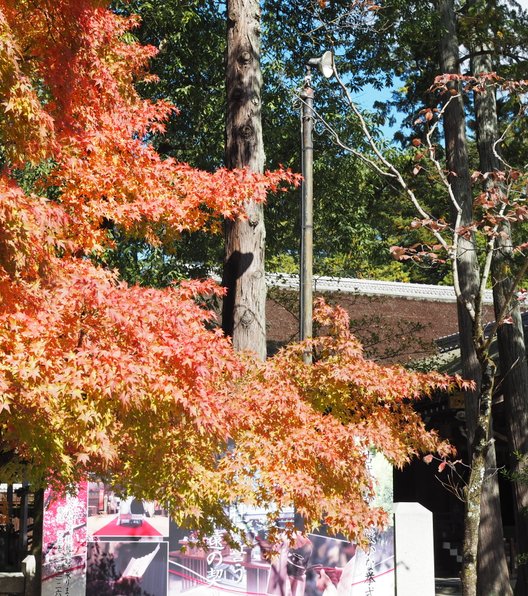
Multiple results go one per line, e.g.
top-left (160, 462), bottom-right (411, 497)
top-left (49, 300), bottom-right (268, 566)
top-left (223, 0), bottom-right (266, 360)
top-left (436, 1), bottom-right (511, 594)
top-left (473, 46), bottom-right (528, 596)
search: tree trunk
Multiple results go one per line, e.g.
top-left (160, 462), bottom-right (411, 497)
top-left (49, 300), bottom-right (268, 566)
top-left (473, 44), bottom-right (528, 596)
top-left (436, 1), bottom-right (511, 594)
top-left (462, 356), bottom-right (498, 596)
top-left (223, 0), bottom-right (267, 360)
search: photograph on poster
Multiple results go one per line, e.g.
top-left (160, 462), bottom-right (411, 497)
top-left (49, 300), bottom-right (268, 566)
top-left (86, 540), bottom-right (168, 596)
top-left (87, 482), bottom-right (169, 539)
top-left (167, 519), bottom-right (394, 595)
top-left (167, 452), bottom-right (394, 596)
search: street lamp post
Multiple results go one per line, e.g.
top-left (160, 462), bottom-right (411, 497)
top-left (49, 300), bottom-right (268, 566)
top-left (300, 73), bottom-right (314, 348)
top-left (299, 52), bottom-right (334, 363)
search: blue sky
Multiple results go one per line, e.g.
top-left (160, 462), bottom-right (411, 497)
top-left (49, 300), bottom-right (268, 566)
top-left (349, 0), bottom-right (528, 139)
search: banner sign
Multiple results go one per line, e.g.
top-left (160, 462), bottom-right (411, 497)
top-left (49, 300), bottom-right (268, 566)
top-left (42, 456), bottom-right (393, 596)
top-left (42, 482), bottom-right (88, 596)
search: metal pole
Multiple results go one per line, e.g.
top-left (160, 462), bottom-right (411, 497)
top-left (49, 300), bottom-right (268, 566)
top-left (300, 69), bottom-right (314, 363)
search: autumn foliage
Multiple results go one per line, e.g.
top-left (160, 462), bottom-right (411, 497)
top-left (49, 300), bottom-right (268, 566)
top-left (0, 0), bottom-right (468, 542)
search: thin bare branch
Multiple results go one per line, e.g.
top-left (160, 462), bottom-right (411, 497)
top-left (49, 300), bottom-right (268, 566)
top-left (331, 64), bottom-right (453, 258)
top-left (294, 92), bottom-right (396, 179)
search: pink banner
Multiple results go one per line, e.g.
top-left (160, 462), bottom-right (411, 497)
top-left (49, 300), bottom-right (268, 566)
top-left (42, 482), bottom-right (88, 596)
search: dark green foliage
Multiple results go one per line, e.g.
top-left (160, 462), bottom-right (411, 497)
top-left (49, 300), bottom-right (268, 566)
top-left (115, 0), bottom-right (226, 170)
top-left (107, 0), bottom-right (409, 285)
top-left (97, 229), bottom-right (224, 287)
top-left (106, 0), bottom-right (528, 288)
top-left (108, 0), bottom-right (226, 285)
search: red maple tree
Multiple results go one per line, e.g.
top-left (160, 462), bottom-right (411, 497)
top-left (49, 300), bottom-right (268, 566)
top-left (0, 0), bottom-right (468, 541)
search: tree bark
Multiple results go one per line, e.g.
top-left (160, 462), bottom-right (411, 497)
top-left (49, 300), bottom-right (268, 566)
top-left (462, 355), bottom-right (499, 596)
top-left (472, 44), bottom-right (528, 596)
top-left (436, 1), bottom-right (511, 594)
top-left (223, 0), bottom-right (267, 360)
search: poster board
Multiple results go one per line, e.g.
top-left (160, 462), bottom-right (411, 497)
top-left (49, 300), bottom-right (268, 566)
top-left (42, 454), bottom-right (393, 596)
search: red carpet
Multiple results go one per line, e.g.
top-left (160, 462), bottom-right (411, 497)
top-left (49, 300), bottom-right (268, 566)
top-left (93, 516), bottom-right (162, 537)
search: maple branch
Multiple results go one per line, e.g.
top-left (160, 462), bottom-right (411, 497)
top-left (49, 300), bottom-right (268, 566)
top-left (424, 96), bottom-right (463, 215)
top-left (331, 65), bottom-right (453, 260)
top-left (423, 97), bottom-right (482, 315)
top-left (493, 114), bottom-right (517, 172)
top-left (471, 189), bottom-right (508, 334)
top-left (314, 65), bottom-right (528, 342)
top-left (435, 473), bottom-right (466, 502)
top-left (332, 65), bottom-right (396, 170)
top-left (426, 455), bottom-right (469, 503)
top-left (77, 328), bottom-right (85, 350)
top-left (476, 192), bottom-right (511, 331)
top-left (294, 92), bottom-right (394, 179)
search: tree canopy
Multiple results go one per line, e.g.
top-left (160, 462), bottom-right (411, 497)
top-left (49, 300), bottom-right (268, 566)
top-left (0, 0), bottom-right (471, 541)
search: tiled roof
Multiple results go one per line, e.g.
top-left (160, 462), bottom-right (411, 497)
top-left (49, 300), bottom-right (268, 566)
top-left (435, 311), bottom-right (528, 354)
top-left (266, 273), bottom-right (494, 304)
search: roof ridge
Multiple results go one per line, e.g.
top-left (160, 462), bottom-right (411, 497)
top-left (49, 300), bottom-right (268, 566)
top-left (266, 273), bottom-right (494, 304)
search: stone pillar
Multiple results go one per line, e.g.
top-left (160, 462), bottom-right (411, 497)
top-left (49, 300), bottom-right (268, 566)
top-left (394, 502), bottom-right (435, 596)
top-left (23, 555), bottom-right (36, 596)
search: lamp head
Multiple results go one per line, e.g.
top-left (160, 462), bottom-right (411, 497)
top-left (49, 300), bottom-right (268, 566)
top-left (307, 51), bottom-right (334, 79)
